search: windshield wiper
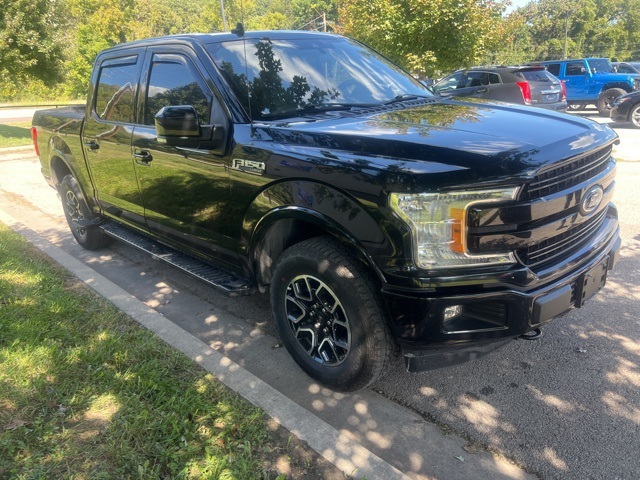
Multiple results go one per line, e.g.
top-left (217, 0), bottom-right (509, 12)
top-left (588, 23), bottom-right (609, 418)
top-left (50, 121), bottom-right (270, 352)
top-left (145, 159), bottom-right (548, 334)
top-left (382, 94), bottom-right (433, 105)
top-left (263, 102), bottom-right (376, 120)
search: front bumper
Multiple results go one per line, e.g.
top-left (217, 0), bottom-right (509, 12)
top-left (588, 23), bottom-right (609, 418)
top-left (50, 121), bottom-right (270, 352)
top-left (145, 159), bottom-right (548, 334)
top-left (609, 104), bottom-right (627, 123)
top-left (381, 214), bottom-right (621, 372)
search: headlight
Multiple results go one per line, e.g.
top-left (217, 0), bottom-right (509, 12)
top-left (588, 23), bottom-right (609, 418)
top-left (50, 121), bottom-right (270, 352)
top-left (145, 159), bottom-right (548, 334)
top-left (390, 188), bottom-right (519, 269)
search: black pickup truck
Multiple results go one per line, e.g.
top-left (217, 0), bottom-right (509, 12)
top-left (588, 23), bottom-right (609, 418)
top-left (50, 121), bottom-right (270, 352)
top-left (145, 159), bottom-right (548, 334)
top-left (32, 30), bottom-right (621, 391)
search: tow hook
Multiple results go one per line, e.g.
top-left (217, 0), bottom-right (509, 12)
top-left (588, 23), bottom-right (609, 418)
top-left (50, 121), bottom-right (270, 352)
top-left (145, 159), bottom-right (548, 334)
top-left (519, 328), bottom-right (542, 340)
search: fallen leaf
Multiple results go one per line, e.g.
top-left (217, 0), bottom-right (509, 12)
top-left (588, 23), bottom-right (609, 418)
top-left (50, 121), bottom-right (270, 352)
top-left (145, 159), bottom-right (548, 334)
top-left (463, 443), bottom-right (481, 453)
top-left (4, 418), bottom-right (27, 430)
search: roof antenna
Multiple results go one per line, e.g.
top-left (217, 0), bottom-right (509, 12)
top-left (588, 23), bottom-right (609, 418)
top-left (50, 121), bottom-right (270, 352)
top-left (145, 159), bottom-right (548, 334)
top-left (232, 22), bottom-right (245, 37)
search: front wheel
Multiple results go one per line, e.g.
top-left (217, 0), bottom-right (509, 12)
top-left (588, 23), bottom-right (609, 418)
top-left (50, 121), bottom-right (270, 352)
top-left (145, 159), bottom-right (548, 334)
top-left (270, 237), bottom-right (393, 391)
top-left (58, 174), bottom-right (111, 250)
top-left (629, 103), bottom-right (640, 129)
top-left (597, 88), bottom-right (626, 115)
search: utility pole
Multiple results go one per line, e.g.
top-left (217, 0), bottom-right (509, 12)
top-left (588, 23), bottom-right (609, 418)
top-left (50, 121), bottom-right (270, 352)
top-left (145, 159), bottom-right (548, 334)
top-left (563, 10), bottom-right (571, 59)
top-left (220, 0), bottom-right (227, 31)
top-left (323, 12), bottom-right (327, 32)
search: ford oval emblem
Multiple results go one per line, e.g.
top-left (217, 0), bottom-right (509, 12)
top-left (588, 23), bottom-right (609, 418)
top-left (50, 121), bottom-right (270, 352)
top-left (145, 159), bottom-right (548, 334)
top-left (580, 185), bottom-right (604, 216)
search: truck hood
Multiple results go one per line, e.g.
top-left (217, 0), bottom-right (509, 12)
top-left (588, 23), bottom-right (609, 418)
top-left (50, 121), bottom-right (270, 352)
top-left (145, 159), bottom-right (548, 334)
top-left (264, 98), bottom-right (618, 188)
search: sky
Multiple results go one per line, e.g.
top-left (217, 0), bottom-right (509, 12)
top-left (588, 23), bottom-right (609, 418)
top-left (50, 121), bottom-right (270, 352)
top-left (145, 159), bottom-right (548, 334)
top-left (505, 0), bottom-right (532, 15)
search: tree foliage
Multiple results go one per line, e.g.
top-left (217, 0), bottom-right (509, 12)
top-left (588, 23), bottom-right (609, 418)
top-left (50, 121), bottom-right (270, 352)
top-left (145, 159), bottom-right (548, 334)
top-left (0, 0), bottom-right (64, 98)
top-left (2, 0), bottom-right (640, 101)
top-left (505, 0), bottom-right (640, 61)
top-left (338, 0), bottom-right (509, 76)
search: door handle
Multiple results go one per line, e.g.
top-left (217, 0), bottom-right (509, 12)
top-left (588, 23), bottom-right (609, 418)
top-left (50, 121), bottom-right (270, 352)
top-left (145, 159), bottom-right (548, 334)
top-left (84, 140), bottom-right (99, 151)
top-left (476, 88), bottom-right (487, 93)
top-left (133, 150), bottom-right (153, 165)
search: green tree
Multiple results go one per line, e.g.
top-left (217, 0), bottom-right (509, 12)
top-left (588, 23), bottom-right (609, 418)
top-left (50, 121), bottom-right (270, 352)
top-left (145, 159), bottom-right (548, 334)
top-left (511, 0), bottom-right (640, 61)
top-left (63, 0), bottom-right (225, 97)
top-left (338, 0), bottom-right (509, 76)
top-left (291, 0), bottom-right (339, 30)
top-left (0, 0), bottom-right (64, 98)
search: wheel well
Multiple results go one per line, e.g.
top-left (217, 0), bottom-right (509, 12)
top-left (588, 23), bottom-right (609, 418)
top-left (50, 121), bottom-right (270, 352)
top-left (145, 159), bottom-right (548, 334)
top-left (49, 155), bottom-right (72, 186)
top-left (254, 218), bottom-right (379, 292)
top-left (602, 83), bottom-right (632, 93)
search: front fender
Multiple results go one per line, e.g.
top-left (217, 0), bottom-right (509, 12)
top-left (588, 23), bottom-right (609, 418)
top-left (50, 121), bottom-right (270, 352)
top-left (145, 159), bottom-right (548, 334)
top-left (602, 81), bottom-right (633, 93)
top-left (242, 180), bottom-right (402, 280)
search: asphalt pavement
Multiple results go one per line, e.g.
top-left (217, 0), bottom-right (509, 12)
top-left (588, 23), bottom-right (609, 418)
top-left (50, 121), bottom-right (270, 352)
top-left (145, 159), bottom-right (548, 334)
top-left (1, 109), bottom-right (639, 479)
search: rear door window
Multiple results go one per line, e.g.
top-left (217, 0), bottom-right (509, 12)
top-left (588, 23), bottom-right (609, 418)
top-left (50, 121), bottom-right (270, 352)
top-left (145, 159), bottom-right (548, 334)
top-left (464, 71), bottom-right (487, 87)
top-left (487, 73), bottom-right (501, 84)
top-left (95, 56), bottom-right (138, 123)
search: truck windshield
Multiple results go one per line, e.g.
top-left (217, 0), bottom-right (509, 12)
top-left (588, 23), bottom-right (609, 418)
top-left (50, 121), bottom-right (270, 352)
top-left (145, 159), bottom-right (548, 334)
top-left (206, 36), bottom-right (431, 121)
top-left (586, 59), bottom-right (615, 74)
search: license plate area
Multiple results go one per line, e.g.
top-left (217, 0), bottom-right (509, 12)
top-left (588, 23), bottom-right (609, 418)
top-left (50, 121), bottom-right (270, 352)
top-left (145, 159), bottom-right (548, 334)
top-left (575, 258), bottom-right (608, 307)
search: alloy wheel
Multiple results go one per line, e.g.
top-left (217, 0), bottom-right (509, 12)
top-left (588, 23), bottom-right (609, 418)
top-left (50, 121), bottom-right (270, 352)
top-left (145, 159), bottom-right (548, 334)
top-left (65, 190), bottom-right (87, 236)
top-left (284, 275), bottom-right (351, 365)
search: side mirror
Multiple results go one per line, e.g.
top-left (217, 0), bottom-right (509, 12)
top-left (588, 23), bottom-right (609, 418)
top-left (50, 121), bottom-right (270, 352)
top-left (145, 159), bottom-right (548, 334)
top-left (154, 104), bottom-right (227, 152)
top-left (155, 105), bottom-right (200, 140)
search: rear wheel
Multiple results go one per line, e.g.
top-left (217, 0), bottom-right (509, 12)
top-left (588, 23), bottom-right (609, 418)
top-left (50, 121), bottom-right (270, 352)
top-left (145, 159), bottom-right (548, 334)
top-left (629, 103), bottom-right (640, 129)
top-left (270, 237), bottom-right (393, 391)
top-left (59, 174), bottom-right (111, 250)
top-left (597, 88), bottom-right (626, 115)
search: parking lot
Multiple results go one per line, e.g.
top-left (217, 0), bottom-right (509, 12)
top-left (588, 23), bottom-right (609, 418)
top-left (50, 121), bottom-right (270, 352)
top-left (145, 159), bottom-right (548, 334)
top-left (1, 108), bottom-right (638, 479)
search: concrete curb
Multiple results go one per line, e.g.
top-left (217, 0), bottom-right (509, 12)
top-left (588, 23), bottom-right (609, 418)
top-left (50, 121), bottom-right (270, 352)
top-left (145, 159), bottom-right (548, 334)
top-left (0, 207), bottom-right (410, 480)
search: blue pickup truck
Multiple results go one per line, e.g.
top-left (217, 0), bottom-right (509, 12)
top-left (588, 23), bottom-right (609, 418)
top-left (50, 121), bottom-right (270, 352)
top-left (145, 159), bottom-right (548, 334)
top-left (530, 58), bottom-right (640, 115)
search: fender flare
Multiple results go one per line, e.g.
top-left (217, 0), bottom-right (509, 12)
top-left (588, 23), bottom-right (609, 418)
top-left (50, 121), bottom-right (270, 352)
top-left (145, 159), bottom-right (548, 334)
top-left (601, 82), bottom-right (633, 93)
top-left (242, 180), bottom-right (399, 286)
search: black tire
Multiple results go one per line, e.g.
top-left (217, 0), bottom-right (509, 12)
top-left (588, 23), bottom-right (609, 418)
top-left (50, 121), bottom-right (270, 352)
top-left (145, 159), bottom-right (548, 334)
top-left (629, 103), bottom-right (640, 129)
top-left (270, 237), bottom-right (393, 392)
top-left (58, 174), bottom-right (111, 250)
top-left (567, 104), bottom-right (586, 111)
top-left (597, 88), bottom-right (626, 115)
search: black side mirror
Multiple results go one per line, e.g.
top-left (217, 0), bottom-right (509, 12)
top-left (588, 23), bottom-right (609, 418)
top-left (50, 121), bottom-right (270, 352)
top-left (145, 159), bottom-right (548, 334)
top-left (155, 105), bottom-right (200, 140)
top-left (154, 104), bottom-right (227, 152)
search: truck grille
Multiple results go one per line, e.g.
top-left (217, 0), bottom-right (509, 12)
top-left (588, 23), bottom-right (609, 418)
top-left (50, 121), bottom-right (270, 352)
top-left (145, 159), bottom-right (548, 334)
top-left (525, 145), bottom-right (612, 200)
top-left (468, 143), bottom-right (616, 270)
top-left (516, 209), bottom-right (607, 267)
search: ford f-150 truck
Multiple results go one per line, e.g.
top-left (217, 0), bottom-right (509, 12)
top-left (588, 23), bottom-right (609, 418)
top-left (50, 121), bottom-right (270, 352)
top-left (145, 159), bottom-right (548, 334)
top-left (32, 30), bottom-right (621, 391)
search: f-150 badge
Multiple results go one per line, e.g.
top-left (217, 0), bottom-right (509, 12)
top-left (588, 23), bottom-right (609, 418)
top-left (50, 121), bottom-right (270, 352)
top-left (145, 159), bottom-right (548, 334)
top-left (232, 158), bottom-right (265, 175)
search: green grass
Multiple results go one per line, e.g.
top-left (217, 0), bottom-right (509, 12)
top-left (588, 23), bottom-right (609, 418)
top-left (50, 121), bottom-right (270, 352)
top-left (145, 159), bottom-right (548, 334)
top-left (0, 223), bottom-right (334, 479)
top-left (0, 122), bottom-right (32, 148)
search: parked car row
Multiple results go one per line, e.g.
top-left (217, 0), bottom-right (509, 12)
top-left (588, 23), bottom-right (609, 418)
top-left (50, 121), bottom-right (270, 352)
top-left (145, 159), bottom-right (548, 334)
top-left (613, 61), bottom-right (640, 74)
top-left (430, 57), bottom-right (640, 128)
top-left (432, 65), bottom-right (567, 111)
